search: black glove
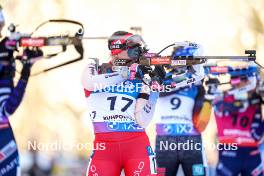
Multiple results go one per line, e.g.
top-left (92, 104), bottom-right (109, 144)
top-left (135, 65), bottom-right (152, 79)
top-left (20, 48), bottom-right (43, 80)
top-left (205, 77), bottom-right (220, 102)
top-left (150, 65), bottom-right (166, 84)
top-left (22, 47), bottom-right (43, 62)
top-left (0, 37), bottom-right (15, 79)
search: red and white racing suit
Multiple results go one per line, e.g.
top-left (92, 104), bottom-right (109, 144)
top-left (82, 64), bottom-right (158, 176)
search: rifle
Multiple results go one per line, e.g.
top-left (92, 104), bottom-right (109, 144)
top-left (5, 19), bottom-right (85, 76)
top-left (138, 41), bottom-right (256, 66)
top-left (142, 42), bottom-right (258, 89)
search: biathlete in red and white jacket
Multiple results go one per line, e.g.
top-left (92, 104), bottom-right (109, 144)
top-left (82, 31), bottom-right (165, 176)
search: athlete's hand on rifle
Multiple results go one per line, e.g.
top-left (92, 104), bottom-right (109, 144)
top-left (129, 63), bottom-right (166, 90)
top-left (129, 63), bottom-right (152, 80)
top-left (204, 77), bottom-right (220, 102)
top-left (20, 47), bottom-right (43, 81)
top-left (149, 65), bottom-right (166, 91)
